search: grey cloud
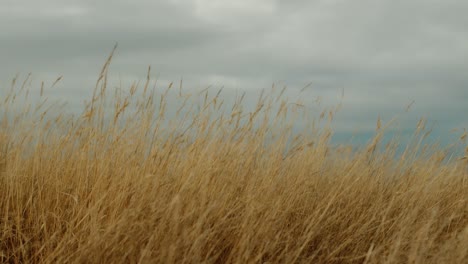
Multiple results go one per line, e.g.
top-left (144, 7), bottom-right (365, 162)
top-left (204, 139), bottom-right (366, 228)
top-left (1, 0), bottom-right (467, 143)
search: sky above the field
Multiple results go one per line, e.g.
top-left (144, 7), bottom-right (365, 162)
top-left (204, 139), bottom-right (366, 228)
top-left (1, 0), bottom-right (467, 144)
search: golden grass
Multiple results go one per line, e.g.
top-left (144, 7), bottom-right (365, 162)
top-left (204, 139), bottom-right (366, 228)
top-left (0, 53), bottom-right (467, 263)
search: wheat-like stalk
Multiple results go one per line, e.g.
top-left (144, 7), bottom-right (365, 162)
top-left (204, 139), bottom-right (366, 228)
top-left (0, 56), bottom-right (466, 263)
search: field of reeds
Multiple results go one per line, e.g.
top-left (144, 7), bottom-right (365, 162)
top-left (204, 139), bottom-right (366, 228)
top-left (1, 52), bottom-right (467, 263)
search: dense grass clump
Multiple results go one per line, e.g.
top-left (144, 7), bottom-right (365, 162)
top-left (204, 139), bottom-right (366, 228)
top-left (1, 53), bottom-right (467, 263)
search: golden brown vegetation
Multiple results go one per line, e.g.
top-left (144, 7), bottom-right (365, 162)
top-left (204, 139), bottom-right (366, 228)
top-left (0, 53), bottom-right (467, 263)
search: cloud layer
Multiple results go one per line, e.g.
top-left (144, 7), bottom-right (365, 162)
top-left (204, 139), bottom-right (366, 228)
top-left (1, 0), bottom-right (467, 142)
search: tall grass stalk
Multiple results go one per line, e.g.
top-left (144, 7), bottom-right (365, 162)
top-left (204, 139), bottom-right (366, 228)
top-left (0, 53), bottom-right (467, 263)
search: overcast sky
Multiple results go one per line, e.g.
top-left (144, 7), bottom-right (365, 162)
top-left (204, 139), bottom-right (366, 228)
top-left (1, 0), bottom-right (467, 144)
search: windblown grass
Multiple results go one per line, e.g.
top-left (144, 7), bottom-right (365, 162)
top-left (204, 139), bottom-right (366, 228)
top-left (0, 51), bottom-right (467, 263)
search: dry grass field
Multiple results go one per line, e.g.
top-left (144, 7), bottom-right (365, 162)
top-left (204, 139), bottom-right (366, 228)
top-left (1, 54), bottom-right (467, 263)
